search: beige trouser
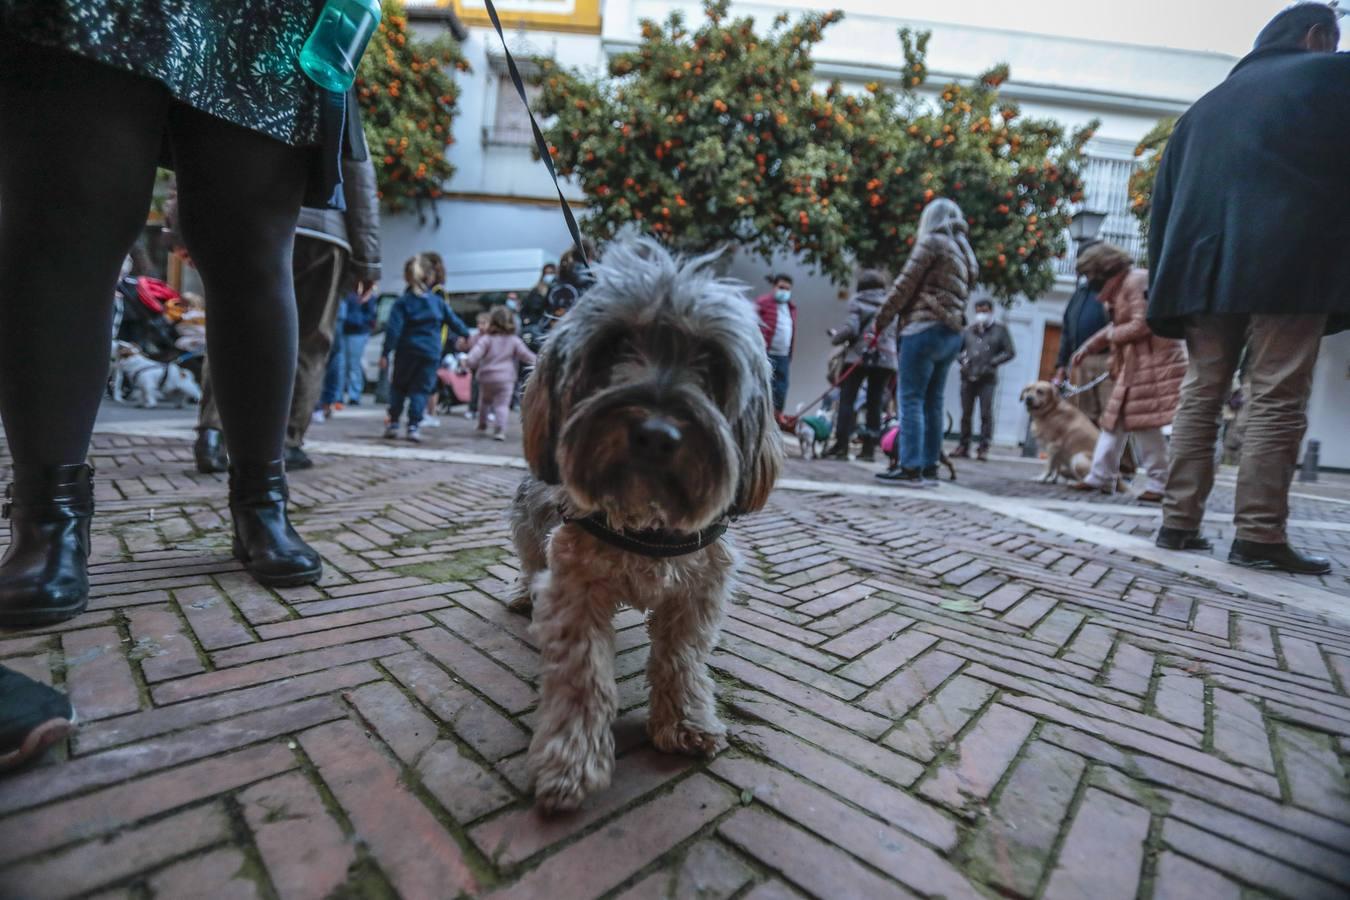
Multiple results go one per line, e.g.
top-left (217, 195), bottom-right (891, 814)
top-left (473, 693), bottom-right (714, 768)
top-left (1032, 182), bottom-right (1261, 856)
top-left (1085, 426), bottom-right (1168, 494)
top-left (1164, 314), bottom-right (1327, 543)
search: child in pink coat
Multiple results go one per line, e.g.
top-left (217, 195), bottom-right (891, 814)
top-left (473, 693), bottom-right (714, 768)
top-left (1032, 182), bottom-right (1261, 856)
top-left (465, 306), bottom-right (537, 441)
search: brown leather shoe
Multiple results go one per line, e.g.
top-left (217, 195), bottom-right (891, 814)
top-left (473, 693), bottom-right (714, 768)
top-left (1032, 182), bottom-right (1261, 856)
top-left (1137, 491), bottom-right (1164, 503)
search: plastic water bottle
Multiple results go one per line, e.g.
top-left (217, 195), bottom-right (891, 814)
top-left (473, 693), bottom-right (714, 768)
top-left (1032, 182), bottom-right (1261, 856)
top-left (299, 0), bottom-right (383, 92)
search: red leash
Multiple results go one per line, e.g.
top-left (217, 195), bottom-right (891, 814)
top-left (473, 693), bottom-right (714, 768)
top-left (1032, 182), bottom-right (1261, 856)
top-left (776, 332), bottom-right (882, 433)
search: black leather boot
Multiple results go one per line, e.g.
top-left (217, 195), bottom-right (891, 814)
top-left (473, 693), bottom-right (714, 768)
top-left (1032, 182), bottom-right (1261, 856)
top-left (0, 464), bottom-right (94, 627)
top-left (194, 428), bottom-right (229, 474)
top-left (1229, 540), bottom-right (1331, 576)
top-left (1155, 527), bottom-right (1212, 552)
top-left (857, 438), bottom-right (877, 463)
top-left (229, 460), bottom-right (322, 587)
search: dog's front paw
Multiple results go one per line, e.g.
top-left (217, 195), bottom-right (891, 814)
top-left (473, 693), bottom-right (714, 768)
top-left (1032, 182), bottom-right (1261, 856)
top-left (507, 592), bottom-right (534, 618)
top-left (650, 719), bottom-right (728, 758)
top-left (528, 734), bottom-right (613, 814)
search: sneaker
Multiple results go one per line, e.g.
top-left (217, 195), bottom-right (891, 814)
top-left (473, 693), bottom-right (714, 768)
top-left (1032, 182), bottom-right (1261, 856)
top-left (950, 445), bottom-right (970, 459)
top-left (311, 409), bottom-right (327, 425)
top-left (487, 413), bottom-right (497, 425)
top-left (464, 411), bottom-right (475, 419)
top-left (382, 421), bottom-right (399, 439)
top-left (976, 447), bottom-right (989, 462)
top-left (332, 402), bottom-right (344, 412)
top-left (1, 665), bottom-right (75, 771)
top-left (920, 465), bottom-right (941, 487)
top-left (422, 416), bottom-right (441, 428)
top-left (406, 425), bottom-right (422, 444)
top-left (493, 431), bottom-right (506, 442)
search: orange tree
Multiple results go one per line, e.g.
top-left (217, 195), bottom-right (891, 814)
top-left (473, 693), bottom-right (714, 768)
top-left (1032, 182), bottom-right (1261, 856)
top-left (534, 0), bottom-right (1095, 298)
top-left (835, 39), bottom-right (1098, 301)
top-left (533, 0), bottom-right (855, 279)
top-left (356, 0), bottom-right (470, 208)
top-left (1127, 117), bottom-right (1176, 245)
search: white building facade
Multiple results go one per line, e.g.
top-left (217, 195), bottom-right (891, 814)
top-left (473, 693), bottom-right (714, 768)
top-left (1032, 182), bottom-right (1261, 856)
top-left (400, 0), bottom-right (1349, 468)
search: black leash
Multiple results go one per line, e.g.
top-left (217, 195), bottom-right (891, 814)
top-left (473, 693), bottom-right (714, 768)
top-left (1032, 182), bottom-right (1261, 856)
top-left (482, 0), bottom-right (589, 266)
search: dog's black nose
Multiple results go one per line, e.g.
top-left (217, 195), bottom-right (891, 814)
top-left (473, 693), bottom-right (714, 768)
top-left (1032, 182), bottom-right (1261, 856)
top-left (631, 417), bottom-right (682, 459)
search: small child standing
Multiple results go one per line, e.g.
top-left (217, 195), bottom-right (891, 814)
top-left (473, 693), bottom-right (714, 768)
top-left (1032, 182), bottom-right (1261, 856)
top-left (465, 306), bottom-right (536, 441)
top-left (382, 255), bottom-right (467, 443)
top-left (465, 310), bottom-right (491, 420)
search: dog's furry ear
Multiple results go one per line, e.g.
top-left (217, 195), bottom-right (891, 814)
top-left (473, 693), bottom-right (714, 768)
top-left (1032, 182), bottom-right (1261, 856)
top-left (521, 347), bottom-right (561, 484)
top-left (733, 388), bottom-right (783, 515)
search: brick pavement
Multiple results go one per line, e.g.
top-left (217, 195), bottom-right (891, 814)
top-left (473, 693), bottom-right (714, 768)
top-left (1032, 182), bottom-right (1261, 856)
top-left (2, 415), bottom-right (1349, 899)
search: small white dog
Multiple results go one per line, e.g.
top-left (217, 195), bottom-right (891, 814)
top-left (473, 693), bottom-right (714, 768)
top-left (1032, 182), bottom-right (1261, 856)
top-left (792, 403), bottom-right (832, 460)
top-left (113, 342), bottom-right (201, 409)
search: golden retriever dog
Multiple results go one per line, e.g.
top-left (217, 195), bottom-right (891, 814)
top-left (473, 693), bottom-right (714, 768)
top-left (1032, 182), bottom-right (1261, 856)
top-left (1020, 381), bottom-right (1099, 483)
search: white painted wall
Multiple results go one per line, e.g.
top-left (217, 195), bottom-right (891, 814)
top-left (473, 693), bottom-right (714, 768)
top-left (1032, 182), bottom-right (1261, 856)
top-left (1306, 332), bottom-right (1350, 471)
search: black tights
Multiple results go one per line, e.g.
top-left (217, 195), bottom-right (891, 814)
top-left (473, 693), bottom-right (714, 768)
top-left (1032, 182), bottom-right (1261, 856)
top-left (835, 365), bottom-right (892, 448)
top-left (0, 36), bottom-right (306, 469)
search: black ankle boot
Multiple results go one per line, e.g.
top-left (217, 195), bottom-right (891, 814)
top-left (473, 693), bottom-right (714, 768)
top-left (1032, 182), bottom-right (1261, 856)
top-left (229, 460), bottom-right (322, 587)
top-left (194, 428), bottom-right (229, 474)
top-left (857, 438), bottom-right (877, 463)
top-left (0, 464), bottom-right (94, 626)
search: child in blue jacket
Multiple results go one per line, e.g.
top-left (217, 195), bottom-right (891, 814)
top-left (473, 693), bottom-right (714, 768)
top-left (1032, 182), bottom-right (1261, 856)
top-left (381, 254), bottom-right (470, 442)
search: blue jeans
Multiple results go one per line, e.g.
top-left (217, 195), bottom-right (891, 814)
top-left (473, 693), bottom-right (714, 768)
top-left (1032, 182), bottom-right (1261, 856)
top-left (342, 333), bottom-right (369, 403)
top-left (897, 325), bottom-right (962, 470)
top-left (319, 337), bottom-right (344, 406)
top-left (769, 353), bottom-right (791, 413)
top-left (387, 352), bottom-right (439, 428)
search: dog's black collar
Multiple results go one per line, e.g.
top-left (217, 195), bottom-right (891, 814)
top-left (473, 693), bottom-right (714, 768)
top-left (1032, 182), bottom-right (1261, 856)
top-left (562, 511), bottom-right (728, 558)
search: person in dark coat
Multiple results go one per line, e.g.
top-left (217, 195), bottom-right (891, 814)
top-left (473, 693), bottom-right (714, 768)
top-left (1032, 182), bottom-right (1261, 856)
top-left (1148, 3), bottom-right (1346, 574)
top-left (824, 269), bottom-right (898, 461)
top-left (1053, 270), bottom-right (1111, 423)
top-left (954, 297), bottom-right (1016, 461)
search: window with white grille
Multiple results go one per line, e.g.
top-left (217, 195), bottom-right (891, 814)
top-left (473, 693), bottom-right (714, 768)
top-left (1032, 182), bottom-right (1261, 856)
top-left (1056, 151), bottom-right (1145, 277)
top-left (485, 75), bottom-right (540, 147)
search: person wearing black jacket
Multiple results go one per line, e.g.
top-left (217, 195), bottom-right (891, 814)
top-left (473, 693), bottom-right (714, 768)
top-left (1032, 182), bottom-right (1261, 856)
top-left (954, 298), bottom-right (1015, 460)
top-left (195, 90), bottom-right (382, 474)
top-left (1148, 3), bottom-right (1347, 574)
top-left (1053, 272), bottom-right (1110, 423)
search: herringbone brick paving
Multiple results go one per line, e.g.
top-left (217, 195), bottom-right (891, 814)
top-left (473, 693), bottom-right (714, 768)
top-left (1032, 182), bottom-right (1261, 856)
top-left (2, 427), bottom-right (1349, 899)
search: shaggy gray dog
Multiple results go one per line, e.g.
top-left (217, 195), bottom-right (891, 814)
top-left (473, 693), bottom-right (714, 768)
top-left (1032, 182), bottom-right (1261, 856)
top-left (512, 237), bottom-right (782, 812)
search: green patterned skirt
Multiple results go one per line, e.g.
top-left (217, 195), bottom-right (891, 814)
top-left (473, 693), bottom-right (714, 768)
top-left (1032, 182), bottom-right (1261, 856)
top-left (0, 0), bottom-right (325, 146)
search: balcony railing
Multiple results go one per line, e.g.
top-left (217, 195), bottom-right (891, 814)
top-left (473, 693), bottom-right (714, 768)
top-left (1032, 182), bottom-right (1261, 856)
top-left (1053, 152), bottom-right (1146, 279)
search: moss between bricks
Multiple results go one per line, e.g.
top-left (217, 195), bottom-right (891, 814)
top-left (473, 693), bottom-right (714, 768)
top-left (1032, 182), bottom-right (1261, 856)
top-left (394, 546), bottom-right (507, 584)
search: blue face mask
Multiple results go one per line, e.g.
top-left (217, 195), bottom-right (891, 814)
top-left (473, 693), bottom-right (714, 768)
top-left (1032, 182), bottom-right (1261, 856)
top-left (775, 289), bottom-right (792, 303)
top-left (506, 299), bottom-right (519, 312)
top-left (542, 274), bottom-right (555, 285)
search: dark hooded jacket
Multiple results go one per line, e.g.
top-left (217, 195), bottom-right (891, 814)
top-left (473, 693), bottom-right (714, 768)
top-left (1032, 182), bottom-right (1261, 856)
top-left (1146, 48), bottom-right (1350, 338)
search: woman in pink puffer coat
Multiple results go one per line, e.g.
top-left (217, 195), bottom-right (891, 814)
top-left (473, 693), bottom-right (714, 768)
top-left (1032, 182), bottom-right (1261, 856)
top-left (1071, 243), bottom-right (1187, 499)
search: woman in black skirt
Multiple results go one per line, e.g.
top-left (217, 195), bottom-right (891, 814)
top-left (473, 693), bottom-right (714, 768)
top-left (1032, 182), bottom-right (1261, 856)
top-left (0, 3), bottom-right (339, 630)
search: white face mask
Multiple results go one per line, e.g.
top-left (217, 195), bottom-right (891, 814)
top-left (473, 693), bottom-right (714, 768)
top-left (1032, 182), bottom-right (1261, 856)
top-left (973, 311), bottom-right (993, 327)
top-left (775, 289), bottom-right (792, 303)
top-left (542, 274), bottom-right (555, 285)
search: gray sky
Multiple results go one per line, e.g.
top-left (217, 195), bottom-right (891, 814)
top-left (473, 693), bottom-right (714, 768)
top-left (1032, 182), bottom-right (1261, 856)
top-left (869, 0), bottom-right (1343, 57)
